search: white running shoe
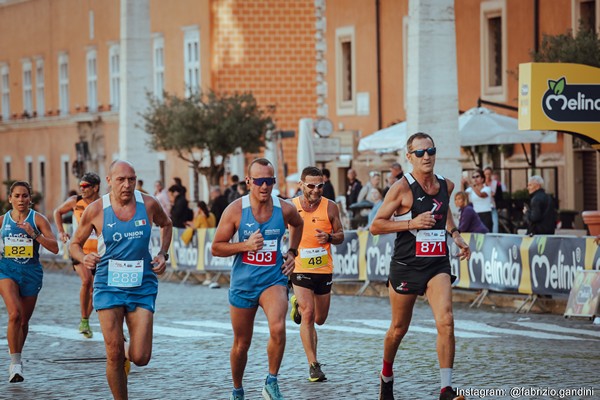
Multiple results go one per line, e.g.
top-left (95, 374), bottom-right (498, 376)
top-left (9, 363), bottom-right (24, 383)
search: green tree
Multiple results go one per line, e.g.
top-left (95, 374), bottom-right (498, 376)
top-left (142, 90), bottom-right (273, 198)
top-left (532, 23), bottom-right (600, 67)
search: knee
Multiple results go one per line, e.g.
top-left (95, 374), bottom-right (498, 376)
top-left (300, 307), bottom-right (316, 324)
top-left (130, 352), bottom-right (151, 367)
top-left (389, 323), bottom-right (410, 341)
top-left (436, 312), bottom-right (454, 336)
top-left (7, 309), bottom-right (23, 325)
top-left (269, 320), bottom-right (286, 342)
top-left (232, 337), bottom-right (252, 355)
top-left (81, 276), bottom-right (93, 290)
top-left (314, 312), bottom-right (328, 326)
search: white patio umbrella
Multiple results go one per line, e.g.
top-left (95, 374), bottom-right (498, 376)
top-left (458, 107), bottom-right (557, 146)
top-left (263, 133), bottom-right (279, 178)
top-left (357, 107), bottom-right (556, 153)
top-left (357, 122), bottom-right (407, 153)
top-left (297, 118), bottom-right (316, 172)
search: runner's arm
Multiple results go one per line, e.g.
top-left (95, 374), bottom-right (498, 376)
top-left (52, 196), bottom-right (77, 242)
top-left (211, 201), bottom-right (253, 257)
top-left (69, 201), bottom-right (101, 265)
top-left (370, 179), bottom-right (410, 235)
top-left (34, 213), bottom-right (59, 254)
top-left (327, 200), bottom-right (344, 245)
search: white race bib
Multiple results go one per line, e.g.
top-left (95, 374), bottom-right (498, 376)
top-left (107, 259), bottom-right (143, 287)
top-left (299, 247), bottom-right (329, 269)
top-left (3, 236), bottom-right (34, 258)
top-left (415, 229), bottom-right (446, 257)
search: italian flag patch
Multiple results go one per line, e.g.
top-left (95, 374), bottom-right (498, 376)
top-left (135, 219), bottom-right (147, 227)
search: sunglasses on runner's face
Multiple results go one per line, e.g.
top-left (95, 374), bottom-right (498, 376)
top-left (472, 174), bottom-right (481, 179)
top-left (79, 183), bottom-right (93, 189)
top-left (409, 147), bottom-right (437, 157)
top-left (250, 177), bottom-right (276, 186)
top-left (303, 182), bottom-right (324, 190)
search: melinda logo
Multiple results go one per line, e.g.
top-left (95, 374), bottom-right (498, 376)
top-left (542, 77), bottom-right (600, 122)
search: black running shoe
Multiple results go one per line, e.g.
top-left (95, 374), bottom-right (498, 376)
top-left (308, 362), bottom-right (327, 382)
top-left (439, 386), bottom-right (465, 400)
top-left (379, 376), bottom-right (394, 400)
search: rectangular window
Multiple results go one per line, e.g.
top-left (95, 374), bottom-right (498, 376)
top-left (26, 156), bottom-right (33, 186)
top-left (58, 53), bottom-right (69, 115)
top-left (109, 45), bottom-right (120, 110)
top-left (22, 60), bottom-right (33, 116)
top-left (87, 49), bottom-right (98, 112)
top-left (153, 36), bottom-right (165, 100)
top-left (38, 158), bottom-right (46, 212)
top-left (61, 155), bottom-right (70, 199)
top-left (183, 27), bottom-right (200, 96)
top-left (4, 157), bottom-right (11, 182)
top-left (36, 59), bottom-right (44, 117)
top-left (335, 26), bottom-right (356, 116)
top-left (572, 0), bottom-right (599, 33)
top-left (480, 0), bottom-right (507, 101)
top-left (1, 64), bottom-right (9, 121)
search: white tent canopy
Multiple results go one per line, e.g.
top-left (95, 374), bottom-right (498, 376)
top-left (358, 107), bottom-right (557, 153)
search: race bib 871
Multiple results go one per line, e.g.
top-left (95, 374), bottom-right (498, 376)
top-left (415, 230), bottom-right (446, 257)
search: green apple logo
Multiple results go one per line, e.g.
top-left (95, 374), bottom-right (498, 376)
top-left (545, 78), bottom-right (567, 110)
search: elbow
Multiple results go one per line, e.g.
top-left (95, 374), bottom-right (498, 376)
top-left (369, 223), bottom-right (381, 236)
top-left (211, 244), bottom-right (222, 257)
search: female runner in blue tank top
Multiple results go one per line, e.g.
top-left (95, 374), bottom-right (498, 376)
top-left (0, 181), bottom-right (58, 383)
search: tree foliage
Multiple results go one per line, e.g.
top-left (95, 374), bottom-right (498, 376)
top-left (142, 90), bottom-right (273, 190)
top-left (532, 24), bottom-right (600, 67)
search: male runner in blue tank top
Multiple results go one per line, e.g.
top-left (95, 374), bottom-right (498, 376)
top-left (70, 160), bottom-right (173, 400)
top-left (370, 133), bottom-right (471, 400)
top-left (212, 158), bottom-right (304, 400)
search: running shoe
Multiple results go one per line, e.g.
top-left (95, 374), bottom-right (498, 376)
top-left (229, 392), bottom-right (245, 400)
top-left (290, 295), bottom-right (301, 325)
top-left (9, 363), bottom-right (24, 383)
top-left (262, 380), bottom-right (284, 400)
top-left (79, 318), bottom-right (93, 338)
top-left (379, 375), bottom-right (394, 400)
top-left (439, 386), bottom-right (465, 400)
top-left (308, 362), bottom-right (327, 382)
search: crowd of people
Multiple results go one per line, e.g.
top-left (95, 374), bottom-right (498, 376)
top-left (0, 134), bottom-right (593, 400)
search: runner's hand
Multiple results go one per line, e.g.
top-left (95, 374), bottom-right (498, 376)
top-left (59, 231), bottom-right (71, 243)
top-left (282, 252), bottom-right (295, 276)
top-left (413, 211), bottom-right (436, 230)
top-left (151, 253), bottom-right (167, 275)
top-left (245, 229), bottom-right (264, 251)
top-left (83, 252), bottom-right (100, 270)
top-left (315, 228), bottom-right (330, 245)
top-left (454, 235), bottom-right (471, 260)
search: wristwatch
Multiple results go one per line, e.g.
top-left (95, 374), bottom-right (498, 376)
top-left (449, 227), bottom-right (460, 236)
top-left (31, 230), bottom-right (41, 240)
top-left (158, 251), bottom-right (169, 261)
top-left (288, 248), bottom-right (298, 257)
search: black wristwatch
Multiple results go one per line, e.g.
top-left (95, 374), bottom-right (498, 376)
top-left (288, 248), bottom-right (298, 257)
top-left (327, 233), bottom-right (333, 243)
top-left (449, 227), bottom-right (460, 236)
top-left (158, 251), bottom-right (169, 261)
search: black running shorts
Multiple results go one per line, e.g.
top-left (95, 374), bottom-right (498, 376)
top-left (290, 273), bottom-right (333, 295)
top-left (388, 260), bottom-right (454, 296)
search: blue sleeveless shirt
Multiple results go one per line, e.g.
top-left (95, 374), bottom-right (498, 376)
top-left (1, 210), bottom-right (42, 267)
top-left (231, 195), bottom-right (287, 291)
top-left (94, 191), bottom-right (156, 294)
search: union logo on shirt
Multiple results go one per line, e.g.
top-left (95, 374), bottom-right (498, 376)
top-left (134, 219), bottom-right (147, 227)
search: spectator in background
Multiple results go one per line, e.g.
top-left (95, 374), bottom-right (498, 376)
top-left (189, 200), bottom-right (216, 229)
top-left (321, 168), bottom-right (336, 201)
top-left (465, 169), bottom-right (493, 232)
top-left (172, 177), bottom-right (187, 197)
top-left (236, 181), bottom-right (249, 198)
top-left (390, 162), bottom-right (403, 181)
top-left (168, 184), bottom-right (192, 228)
top-left (154, 180), bottom-right (171, 215)
top-left (136, 179), bottom-right (148, 194)
top-left (225, 175), bottom-right (240, 203)
top-left (367, 188), bottom-right (384, 228)
top-left (358, 171), bottom-right (381, 203)
top-left (524, 175), bottom-right (556, 235)
top-left (345, 168), bottom-right (362, 212)
top-left (454, 191), bottom-right (489, 234)
top-left (483, 167), bottom-right (502, 233)
top-left (209, 186), bottom-right (228, 224)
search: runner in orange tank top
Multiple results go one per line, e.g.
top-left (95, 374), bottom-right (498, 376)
top-left (289, 166), bottom-right (344, 383)
top-left (53, 172), bottom-right (101, 338)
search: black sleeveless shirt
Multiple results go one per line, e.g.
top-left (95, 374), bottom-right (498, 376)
top-left (391, 173), bottom-right (450, 268)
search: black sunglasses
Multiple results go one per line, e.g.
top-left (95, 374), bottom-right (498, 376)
top-left (250, 177), bottom-right (276, 187)
top-left (472, 175), bottom-right (481, 179)
top-left (409, 147), bottom-right (436, 158)
top-left (303, 182), bottom-right (324, 190)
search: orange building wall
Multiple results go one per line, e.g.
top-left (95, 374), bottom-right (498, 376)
top-left (210, 0), bottom-right (317, 177)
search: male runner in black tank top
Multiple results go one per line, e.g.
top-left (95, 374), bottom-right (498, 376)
top-left (370, 132), bottom-right (471, 400)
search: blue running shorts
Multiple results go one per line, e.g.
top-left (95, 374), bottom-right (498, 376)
top-left (0, 263), bottom-right (43, 297)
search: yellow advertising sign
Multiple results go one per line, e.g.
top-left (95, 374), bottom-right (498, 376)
top-left (518, 62), bottom-right (600, 147)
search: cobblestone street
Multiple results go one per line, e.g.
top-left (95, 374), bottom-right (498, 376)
top-left (1, 271), bottom-right (599, 400)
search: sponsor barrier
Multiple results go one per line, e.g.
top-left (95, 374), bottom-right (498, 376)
top-left (40, 226), bottom-right (600, 299)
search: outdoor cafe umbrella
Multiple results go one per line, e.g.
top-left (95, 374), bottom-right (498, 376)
top-left (297, 118), bottom-right (316, 172)
top-left (357, 106), bottom-right (556, 153)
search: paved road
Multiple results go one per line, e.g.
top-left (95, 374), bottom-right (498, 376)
top-left (1, 271), bottom-right (599, 400)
